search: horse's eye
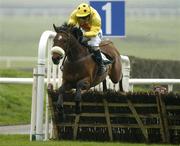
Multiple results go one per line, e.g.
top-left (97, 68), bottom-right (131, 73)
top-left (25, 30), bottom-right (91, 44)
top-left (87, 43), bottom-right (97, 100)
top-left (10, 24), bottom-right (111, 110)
top-left (53, 39), bottom-right (58, 43)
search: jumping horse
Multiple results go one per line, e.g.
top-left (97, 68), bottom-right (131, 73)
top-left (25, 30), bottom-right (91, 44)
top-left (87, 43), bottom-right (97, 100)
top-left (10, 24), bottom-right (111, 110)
top-left (50, 23), bottom-right (122, 118)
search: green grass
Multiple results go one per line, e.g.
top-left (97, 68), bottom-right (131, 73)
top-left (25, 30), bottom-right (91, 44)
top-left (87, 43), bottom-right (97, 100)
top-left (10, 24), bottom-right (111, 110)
top-left (0, 135), bottom-right (176, 146)
top-left (0, 15), bottom-right (64, 57)
top-left (0, 61), bottom-right (37, 69)
top-left (0, 0), bottom-right (179, 61)
top-left (0, 69), bottom-right (32, 125)
top-left (113, 17), bottom-right (180, 60)
top-left (0, 69), bottom-right (32, 77)
top-left (0, 15), bottom-right (179, 61)
top-left (0, 84), bottom-right (32, 125)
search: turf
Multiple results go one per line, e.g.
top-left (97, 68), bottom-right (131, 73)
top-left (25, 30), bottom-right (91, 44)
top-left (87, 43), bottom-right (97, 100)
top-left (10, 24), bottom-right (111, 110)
top-left (0, 15), bottom-right (179, 60)
top-left (0, 69), bottom-right (32, 125)
top-left (0, 135), bottom-right (176, 146)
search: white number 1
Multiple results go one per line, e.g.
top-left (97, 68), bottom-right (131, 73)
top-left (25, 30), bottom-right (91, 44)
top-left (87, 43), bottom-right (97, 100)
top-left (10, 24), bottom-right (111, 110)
top-left (102, 2), bottom-right (112, 34)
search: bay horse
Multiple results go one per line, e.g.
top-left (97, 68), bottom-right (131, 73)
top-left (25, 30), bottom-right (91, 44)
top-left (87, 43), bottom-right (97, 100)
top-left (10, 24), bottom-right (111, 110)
top-left (50, 23), bottom-right (122, 117)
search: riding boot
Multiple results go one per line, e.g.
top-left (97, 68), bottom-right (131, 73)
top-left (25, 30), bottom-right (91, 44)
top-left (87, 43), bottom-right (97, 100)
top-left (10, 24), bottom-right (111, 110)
top-left (93, 49), bottom-right (107, 75)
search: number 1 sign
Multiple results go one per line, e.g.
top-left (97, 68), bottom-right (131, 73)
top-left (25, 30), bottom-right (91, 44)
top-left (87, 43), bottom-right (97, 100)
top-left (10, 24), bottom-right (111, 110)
top-left (90, 0), bottom-right (125, 37)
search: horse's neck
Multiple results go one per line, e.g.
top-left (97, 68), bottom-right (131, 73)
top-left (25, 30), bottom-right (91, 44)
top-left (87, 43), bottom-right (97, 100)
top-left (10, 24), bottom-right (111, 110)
top-left (67, 38), bottom-right (89, 62)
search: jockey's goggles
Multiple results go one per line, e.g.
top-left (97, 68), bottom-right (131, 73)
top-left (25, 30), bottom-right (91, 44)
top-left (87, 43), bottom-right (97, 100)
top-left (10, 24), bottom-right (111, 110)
top-left (78, 15), bottom-right (90, 22)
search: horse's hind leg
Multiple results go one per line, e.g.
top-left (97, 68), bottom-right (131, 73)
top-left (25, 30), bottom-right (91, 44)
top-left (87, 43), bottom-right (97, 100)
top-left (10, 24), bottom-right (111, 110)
top-left (103, 79), bottom-right (107, 91)
top-left (109, 57), bottom-right (122, 84)
top-left (119, 75), bottom-right (123, 92)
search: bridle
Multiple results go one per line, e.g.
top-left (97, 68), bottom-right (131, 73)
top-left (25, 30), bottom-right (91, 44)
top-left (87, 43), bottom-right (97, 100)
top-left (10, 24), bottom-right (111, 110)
top-left (57, 30), bottom-right (71, 55)
top-left (54, 28), bottom-right (93, 65)
top-left (54, 30), bottom-right (71, 69)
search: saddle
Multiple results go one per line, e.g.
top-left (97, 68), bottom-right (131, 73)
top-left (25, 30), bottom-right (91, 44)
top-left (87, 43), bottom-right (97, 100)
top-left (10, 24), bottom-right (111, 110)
top-left (80, 40), bottom-right (113, 65)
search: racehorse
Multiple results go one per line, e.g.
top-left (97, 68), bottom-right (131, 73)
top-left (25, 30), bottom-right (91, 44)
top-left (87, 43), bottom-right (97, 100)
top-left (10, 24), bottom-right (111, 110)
top-left (50, 23), bottom-right (122, 117)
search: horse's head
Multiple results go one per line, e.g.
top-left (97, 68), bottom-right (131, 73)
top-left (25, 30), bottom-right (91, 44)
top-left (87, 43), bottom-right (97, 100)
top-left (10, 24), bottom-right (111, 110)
top-left (51, 23), bottom-right (83, 64)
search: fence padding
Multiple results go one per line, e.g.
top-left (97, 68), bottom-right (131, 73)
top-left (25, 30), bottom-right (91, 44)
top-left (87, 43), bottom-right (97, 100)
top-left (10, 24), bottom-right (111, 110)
top-left (47, 87), bottom-right (180, 144)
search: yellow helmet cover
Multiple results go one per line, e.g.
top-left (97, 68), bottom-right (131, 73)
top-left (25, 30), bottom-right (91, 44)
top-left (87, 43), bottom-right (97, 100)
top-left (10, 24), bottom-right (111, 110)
top-left (76, 3), bottom-right (91, 17)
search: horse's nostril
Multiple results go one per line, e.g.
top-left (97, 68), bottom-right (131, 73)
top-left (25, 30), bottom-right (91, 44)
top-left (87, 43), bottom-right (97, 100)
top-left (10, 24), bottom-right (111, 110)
top-left (52, 57), bottom-right (60, 65)
top-left (58, 56), bottom-right (62, 59)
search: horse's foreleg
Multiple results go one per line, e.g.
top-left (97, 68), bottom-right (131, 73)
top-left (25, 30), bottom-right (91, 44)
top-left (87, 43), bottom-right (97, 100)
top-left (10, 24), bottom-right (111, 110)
top-left (75, 78), bottom-right (90, 114)
top-left (75, 88), bottom-right (81, 114)
top-left (56, 86), bottom-right (65, 122)
top-left (57, 83), bottom-right (71, 122)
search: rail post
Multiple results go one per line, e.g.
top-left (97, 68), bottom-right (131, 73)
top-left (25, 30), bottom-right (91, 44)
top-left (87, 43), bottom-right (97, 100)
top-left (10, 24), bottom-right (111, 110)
top-left (36, 31), bottom-right (56, 140)
top-left (30, 68), bottom-right (38, 141)
top-left (121, 55), bottom-right (130, 92)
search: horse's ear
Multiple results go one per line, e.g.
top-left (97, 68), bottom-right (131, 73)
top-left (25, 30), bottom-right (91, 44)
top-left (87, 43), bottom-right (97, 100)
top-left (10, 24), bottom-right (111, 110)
top-left (53, 24), bottom-right (58, 32)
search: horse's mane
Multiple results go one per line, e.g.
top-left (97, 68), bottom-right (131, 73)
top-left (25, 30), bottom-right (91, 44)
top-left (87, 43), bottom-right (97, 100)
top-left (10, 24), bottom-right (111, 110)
top-left (57, 22), bottom-right (74, 32)
top-left (54, 22), bottom-right (83, 43)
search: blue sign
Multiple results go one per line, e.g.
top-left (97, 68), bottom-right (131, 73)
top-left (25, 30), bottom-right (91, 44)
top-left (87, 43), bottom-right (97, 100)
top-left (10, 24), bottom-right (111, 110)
top-left (90, 0), bottom-right (125, 37)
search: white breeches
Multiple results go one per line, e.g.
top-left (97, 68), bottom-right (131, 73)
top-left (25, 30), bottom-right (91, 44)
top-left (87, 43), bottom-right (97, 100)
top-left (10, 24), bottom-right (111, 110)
top-left (82, 29), bottom-right (103, 48)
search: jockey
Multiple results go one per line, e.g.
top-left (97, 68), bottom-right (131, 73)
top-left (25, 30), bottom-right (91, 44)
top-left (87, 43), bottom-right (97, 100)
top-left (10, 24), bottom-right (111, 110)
top-left (68, 3), bottom-right (106, 75)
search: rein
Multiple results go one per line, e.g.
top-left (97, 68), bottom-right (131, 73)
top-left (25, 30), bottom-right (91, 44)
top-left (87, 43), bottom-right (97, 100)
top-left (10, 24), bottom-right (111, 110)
top-left (60, 54), bottom-right (67, 71)
top-left (56, 27), bottom-right (101, 65)
top-left (59, 29), bottom-right (93, 64)
top-left (58, 29), bottom-right (93, 66)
